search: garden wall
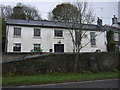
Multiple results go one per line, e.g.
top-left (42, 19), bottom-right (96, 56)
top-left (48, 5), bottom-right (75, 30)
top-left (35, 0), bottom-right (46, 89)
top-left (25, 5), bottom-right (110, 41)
top-left (2, 52), bottom-right (42, 61)
top-left (2, 52), bottom-right (119, 76)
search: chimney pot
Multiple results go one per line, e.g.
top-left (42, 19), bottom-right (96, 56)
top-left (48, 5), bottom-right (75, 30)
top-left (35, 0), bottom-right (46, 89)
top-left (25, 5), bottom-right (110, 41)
top-left (112, 15), bottom-right (118, 25)
top-left (97, 17), bottom-right (102, 26)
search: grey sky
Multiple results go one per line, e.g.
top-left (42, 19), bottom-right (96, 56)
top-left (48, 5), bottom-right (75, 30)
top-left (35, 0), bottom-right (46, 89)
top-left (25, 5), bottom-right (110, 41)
top-left (0, 1), bottom-right (119, 25)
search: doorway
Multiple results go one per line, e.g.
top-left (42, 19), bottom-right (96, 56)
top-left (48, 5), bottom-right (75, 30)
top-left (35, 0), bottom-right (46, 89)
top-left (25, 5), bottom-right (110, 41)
top-left (54, 44), bottom-right (64, 52)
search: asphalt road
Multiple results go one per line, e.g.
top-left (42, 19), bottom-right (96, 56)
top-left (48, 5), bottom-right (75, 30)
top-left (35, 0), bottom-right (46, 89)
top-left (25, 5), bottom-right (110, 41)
top-left (3, 79), bottom-right (119, 88)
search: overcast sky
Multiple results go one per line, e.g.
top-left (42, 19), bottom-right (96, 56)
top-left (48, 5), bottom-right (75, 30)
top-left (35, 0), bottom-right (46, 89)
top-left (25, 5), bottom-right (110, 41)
top-left (0, 0), bottom-right (119, 25)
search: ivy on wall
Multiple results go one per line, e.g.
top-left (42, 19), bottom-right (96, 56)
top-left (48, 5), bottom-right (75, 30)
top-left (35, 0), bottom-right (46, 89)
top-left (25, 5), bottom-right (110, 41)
top-left (106, 29), bottom-right (115, 52)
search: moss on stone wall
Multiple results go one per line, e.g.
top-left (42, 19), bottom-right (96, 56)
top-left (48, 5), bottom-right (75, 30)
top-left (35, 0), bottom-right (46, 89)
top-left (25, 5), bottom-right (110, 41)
top-left (2, 52), bottom-right (119, 76)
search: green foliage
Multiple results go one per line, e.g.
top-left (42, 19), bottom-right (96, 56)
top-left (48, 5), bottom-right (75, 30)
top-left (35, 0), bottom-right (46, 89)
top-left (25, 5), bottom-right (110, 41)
top-left (10, 3), bottom-right (26, 19)
top-left (106, 29), bottom-right (114, 44)
top-left (52, 2), bottom-right (95, 24)
top-left (2, 18), bottom-right (6, 39)
top-left (3, 71), bottom-right (119, 86)
top-left (52, 3), bottom-right (79, 22)
top-left (0, 16), bottom-right (2, 52)
top-left (9, 3), bottom-right (41, 20)
top-left (52, 2), bottom-right (96, 72)
top-left (106, 29), bottom-right (115, 52)
top-left (34, 48), bottom-right (42, 52)
top-left (2, 17), bottom-right (6, 52)
top-left (2, 53), bottom-right (119, 76)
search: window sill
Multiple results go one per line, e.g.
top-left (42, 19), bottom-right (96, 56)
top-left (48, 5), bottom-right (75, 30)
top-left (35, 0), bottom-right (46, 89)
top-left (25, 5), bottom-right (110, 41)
top-left (54, 37), bottom-right (64, 39)
top-left (13, 36), bottom-right (22, 38)
top-left (91, 45), bottom-right (97, 47)
top-left (13, 51), bottom-right (21, 53)
top-left (33, 36), bottom-right (41, 39)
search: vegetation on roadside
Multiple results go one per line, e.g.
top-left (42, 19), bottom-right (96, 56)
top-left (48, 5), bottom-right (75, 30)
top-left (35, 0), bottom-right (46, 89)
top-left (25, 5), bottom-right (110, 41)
top-left (1, 17), bottom-right (6, 52)
top-left (2, 53), bottom-right (119, 86)
top-left (3, 53), bottom-right (119, 76)
top-left (3, 71), bottom-right (119, 86)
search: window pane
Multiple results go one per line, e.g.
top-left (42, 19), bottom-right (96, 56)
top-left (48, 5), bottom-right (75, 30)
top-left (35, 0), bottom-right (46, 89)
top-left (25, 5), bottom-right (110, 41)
top-left (34, 29), bottom-right (41, 36)
top-left (90, 32), bottom-right (96, 46)
top-left (34, 44), bottom-right (41, 51)
top-left (55, 30), bottom-right (63, 37)
top-left (114, 33), bottom-right (119, 41)
top-left (14, 27), bottom-right (21, 36)
top-left (13, 43), bottom-right (21, 51)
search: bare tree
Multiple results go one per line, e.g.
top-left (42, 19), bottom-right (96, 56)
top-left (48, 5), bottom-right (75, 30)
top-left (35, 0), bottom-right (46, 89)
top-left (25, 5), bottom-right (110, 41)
top-left (52, 1), bottom-right (97, 71)
top-left (0, 5), bottom-right (12, 20)
top-left (0, 3), bottom-right (42, 20)
top-left (52, 1), bottom-right (103, 72)
top-left (64, 1), bottom-right (96, 72)
top-left (47, 12), bottom-right (53, 21)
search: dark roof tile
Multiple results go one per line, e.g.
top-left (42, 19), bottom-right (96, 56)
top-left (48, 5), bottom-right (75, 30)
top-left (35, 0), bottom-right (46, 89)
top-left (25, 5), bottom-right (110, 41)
top-left (6, 19), bottom-right (120, 32)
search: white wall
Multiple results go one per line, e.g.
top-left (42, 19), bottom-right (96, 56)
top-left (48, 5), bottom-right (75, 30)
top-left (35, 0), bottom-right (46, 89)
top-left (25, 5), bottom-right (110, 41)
top-left (112, 24), bottom-right (120, 29)
top-left (118, 1), bottom-right (120, 22)
top-left (80, 31), bottom-right (107, 52)
top-left (7, 25), bottom-right (107, 52)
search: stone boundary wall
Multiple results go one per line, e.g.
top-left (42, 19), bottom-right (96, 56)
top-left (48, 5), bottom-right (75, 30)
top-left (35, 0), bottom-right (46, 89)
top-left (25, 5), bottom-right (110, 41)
top-left (2, 52), bottom-right (119, 76)
top-left (2, 52), bottom-right (42, 61)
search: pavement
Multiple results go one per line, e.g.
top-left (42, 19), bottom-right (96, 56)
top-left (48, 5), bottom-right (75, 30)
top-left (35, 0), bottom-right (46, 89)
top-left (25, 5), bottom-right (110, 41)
top-left (2, 79), bottom-right (119, 88)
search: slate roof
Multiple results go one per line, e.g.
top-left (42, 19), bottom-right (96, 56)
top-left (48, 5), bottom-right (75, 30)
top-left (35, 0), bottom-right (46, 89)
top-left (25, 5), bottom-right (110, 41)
top-left (6, 19), bottom-right (120, 32)
top-left (6, 19), bottom-right (67, 28)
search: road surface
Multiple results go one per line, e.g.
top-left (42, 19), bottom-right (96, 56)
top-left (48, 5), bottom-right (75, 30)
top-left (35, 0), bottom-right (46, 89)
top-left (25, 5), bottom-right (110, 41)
top-left (3, 79), bottom-right (119, 88)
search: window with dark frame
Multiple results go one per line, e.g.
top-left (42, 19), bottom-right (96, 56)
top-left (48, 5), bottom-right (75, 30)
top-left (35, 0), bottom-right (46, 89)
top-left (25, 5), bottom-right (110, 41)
top-left (13, 43), bottom-right (21, 51)
top-left (54, 44), bottom-right (64, 52)
top-left (54, 30), bottom-right (63, 37)
top-left (114, 33), bottom-right (119, 41)
top-left (90, 32), bottom-right (96, 46)
top-left (34, 28), bottom-right (41, 36)
top-left (34, 44), bottom-right (41, 51)
top-left (14, 27), bottom-right (21, 36)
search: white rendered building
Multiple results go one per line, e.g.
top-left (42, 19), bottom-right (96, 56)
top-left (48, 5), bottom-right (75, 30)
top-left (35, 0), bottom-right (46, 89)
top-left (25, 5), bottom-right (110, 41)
top-left (111, 15), bottom-right (120, 52)
top-left (6, 19), bottom-right (113, 53)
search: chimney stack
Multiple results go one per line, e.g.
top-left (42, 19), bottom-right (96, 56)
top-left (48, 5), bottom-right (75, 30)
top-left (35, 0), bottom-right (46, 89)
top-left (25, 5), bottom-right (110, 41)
top-left (112, 15), bottom-right (118, 25)
top-left (97, 17), bottom-right (102, 26)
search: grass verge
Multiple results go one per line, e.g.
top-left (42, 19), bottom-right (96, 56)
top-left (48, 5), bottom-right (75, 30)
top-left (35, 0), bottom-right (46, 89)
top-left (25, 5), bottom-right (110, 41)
top-left (3, 71), bottom-right (119, 86)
